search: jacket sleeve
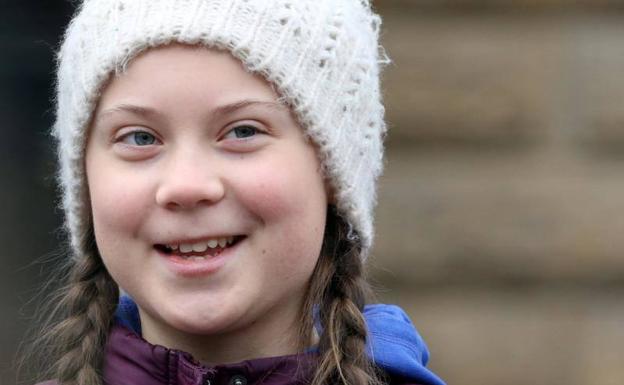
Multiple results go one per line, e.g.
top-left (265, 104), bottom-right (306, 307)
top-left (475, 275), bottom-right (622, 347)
top-left (364, 304), bottom-right (446, 385)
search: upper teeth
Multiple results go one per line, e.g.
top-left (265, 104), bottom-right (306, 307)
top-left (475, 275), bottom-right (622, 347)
top-left (169, 237), bottom-right (234, 253)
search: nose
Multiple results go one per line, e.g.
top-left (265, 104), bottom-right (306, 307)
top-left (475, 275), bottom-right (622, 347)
top-left (155, 152), bottom-right (225, 210)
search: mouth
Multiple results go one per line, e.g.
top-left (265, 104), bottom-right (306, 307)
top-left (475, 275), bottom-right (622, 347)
top-left (154, 235), bottom-right (246, 259)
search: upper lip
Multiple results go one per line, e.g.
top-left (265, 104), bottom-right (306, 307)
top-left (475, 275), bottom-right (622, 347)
top-left (154, 234), bottom-right (243, 246)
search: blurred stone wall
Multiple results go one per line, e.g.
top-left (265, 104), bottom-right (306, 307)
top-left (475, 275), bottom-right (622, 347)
top-left (372, 2), bottom-right (624, 385)
top-left (2, 2), bottom-right (624, 385)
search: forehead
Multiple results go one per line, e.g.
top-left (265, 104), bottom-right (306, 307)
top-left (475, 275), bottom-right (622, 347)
top-left (96, 44), bottom-right (283, 112)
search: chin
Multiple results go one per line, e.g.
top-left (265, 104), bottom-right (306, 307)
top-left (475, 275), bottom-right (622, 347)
top-left (162, 304), bottom-right (246, 336)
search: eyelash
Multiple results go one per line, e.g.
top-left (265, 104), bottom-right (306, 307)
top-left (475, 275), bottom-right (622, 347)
top-left (122, 130), bottom-right (159, 147)
top-left (115, 129), bottom-right (161, 146)
top-left (222, 124), bottom-right (264, 140)
top-left (114, 123), bottom-right (266, 147)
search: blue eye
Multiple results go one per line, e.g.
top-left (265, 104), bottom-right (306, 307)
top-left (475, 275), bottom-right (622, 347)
top-left (129, 131), bottom-right (156, 145)
top-left (230, 125), bottom-right (258, 139)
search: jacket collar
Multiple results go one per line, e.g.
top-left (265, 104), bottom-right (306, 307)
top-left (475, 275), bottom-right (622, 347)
top-left (115, 295), bottom-right (446, 385)
top-left (105, 324), bottom-right (316, 385)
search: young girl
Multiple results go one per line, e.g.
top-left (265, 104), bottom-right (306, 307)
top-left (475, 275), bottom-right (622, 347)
top-left (25, 1), bottom-right (445, 385)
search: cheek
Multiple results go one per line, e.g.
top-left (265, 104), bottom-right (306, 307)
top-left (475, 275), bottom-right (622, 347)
top-left (87, 156), bottom-right (153, 247)
top-left (236, 150), bottom-right (328, 272)
top-left (240, 151), bottom-right (327, 230)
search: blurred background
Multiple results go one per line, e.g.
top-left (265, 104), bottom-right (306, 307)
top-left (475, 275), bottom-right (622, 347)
top-left (2, 1), bottom-right (624, 385)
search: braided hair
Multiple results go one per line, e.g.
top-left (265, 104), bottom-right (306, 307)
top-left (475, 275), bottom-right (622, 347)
top-left (299, 206), bottom-right (383, 385)
top-left (20, 231), bottom-right (117, 385)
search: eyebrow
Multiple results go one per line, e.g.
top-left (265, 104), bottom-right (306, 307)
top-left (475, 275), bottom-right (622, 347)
top-left (95, 99), bottom-right (289, 124)
top-left (214, 100), bottom-right (289, 116)
top-left (95, 104), bottom-right (158, 123)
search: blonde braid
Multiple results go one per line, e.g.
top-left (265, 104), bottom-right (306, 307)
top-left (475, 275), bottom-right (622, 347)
top-left (301, 207), bottom-right (382, 385)
top-left (53, 251), bottom-right (117, 385)
top-left (21, 237), bottom-right (118, 385)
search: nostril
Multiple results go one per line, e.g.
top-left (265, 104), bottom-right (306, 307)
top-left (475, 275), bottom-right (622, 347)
top-left (155, 179), bottom-right (226, 210)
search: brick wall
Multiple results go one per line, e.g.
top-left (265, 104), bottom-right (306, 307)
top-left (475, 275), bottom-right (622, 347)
top-left (2, 3), bottom-right (623, 385)
top-left (373, 4), bottom-right (624, 385)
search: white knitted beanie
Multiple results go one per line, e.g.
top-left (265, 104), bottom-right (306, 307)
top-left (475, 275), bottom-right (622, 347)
top-left (54, 0), bottom-right (388, 262)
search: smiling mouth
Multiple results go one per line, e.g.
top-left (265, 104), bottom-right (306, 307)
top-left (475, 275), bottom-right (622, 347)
top-left (154, 235), bottom-right (246, 258)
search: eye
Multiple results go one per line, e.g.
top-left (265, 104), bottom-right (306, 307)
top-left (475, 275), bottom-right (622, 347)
top-left (119, 130), bottom-right (158, 146)
top-left (224, 125), bottom-right (260, 139)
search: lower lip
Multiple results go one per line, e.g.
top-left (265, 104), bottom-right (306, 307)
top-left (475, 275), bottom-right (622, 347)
top-left (157, 240), bottom-right (242, 278)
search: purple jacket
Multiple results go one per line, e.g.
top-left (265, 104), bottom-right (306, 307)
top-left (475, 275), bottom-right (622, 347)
top-left (101, 324), bottom-right (422, 385)
top-left (39, 301), bottom-right (445, 385)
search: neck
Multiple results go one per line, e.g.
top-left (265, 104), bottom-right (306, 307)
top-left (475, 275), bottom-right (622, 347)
top-left (138, 303), bottom-right (307, 364)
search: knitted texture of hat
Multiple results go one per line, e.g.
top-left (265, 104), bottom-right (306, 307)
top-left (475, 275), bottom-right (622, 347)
top-left (54, 0), bottom-right (388, 261)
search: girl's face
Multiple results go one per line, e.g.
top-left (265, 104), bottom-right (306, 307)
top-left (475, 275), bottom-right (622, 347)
top-left (86, 45), bottom-right (328, 359)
